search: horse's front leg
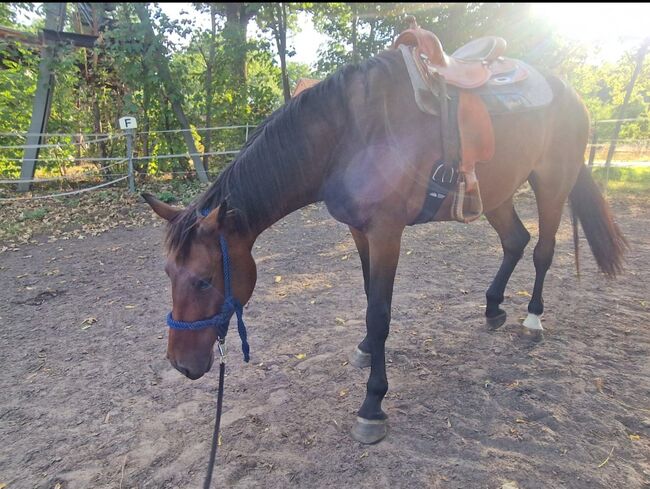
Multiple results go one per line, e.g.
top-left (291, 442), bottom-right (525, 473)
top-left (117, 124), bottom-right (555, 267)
top-left (348, 226), bottom-right (373, 368)
top-left (351, 223), bottom-right (403, 444)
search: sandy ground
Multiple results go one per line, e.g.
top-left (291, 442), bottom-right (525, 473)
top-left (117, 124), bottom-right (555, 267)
top-left (1, 193), bottom-right (649, 489)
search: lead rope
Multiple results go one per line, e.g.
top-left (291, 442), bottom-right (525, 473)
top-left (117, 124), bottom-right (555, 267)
top-left (204, 233), bottom-right (230, 488)
top-left (203, 341), bottom-right (226, 489)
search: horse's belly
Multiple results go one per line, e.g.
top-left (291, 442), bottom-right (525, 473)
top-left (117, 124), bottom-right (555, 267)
top-left (323, 145), bottom-right (437, 229)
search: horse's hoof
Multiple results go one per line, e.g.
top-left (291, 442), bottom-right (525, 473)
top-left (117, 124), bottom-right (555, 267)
top-left (523, 313), bottom-right (543, 331)
top-left (349, 347), bottom-right (371, 369)
top-left (351, 417), bottom-right (387, 444)
top-left (519, 314), bottom-right (544, 343)
top-left (486, 310), bottom-right (507, 330)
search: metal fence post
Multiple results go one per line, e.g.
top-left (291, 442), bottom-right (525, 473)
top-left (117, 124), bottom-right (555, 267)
top-left (587, 126), bottom-right (598, 169)
top-left (126, 129), bottom-right (135, 192)
top-left (119, 116), bottom-right (137, 192)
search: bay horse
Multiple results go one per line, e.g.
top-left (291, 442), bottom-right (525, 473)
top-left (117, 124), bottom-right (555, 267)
top-left (143, 46), bottom-right (626, 444)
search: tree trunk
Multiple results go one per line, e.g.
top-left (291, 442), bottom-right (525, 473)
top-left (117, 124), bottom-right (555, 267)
top-left (224, 3), bottom-right (248, 86)
top-left (141, 75), bottom-right (151, 174)
top-left (92, 95), bottom-right (108, 177)
top-left (275, 3), bottom-right (290, 102)
top-left (19, 2), bottom-right (67, 191)
top-left (222, 3), bottom-right (259, 109)
top-left (162, 100), bottom-right (176, 161)
top-left (203, 4), bottom-right (217, 173)
top-left (134, 3), bottom-right (208, 182)
top-left (351, 4), bottom-right (359, 64)
top-left (368, 20), bottom-right (376, 54)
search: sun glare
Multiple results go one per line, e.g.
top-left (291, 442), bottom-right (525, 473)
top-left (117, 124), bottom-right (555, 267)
top-left (531, 3), bottom-right (650, 46)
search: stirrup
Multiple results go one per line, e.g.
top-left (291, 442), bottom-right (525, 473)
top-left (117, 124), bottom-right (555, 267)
top-left (452, 178), bottom-right (483, 223)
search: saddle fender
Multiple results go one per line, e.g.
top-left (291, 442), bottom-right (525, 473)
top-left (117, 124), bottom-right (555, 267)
top-left (458, 90), bottom-right (495, 193)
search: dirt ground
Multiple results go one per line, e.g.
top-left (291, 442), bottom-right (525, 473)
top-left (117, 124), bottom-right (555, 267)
top-left (1, 191), bottom-right (649, 489)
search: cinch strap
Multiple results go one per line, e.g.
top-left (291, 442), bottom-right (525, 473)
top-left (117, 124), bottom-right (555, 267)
top-left (166, 211), bottom-right (250, 362)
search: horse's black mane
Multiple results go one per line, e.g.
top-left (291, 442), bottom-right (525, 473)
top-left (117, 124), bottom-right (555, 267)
top-left (165, 50), bottom-right (404, 257)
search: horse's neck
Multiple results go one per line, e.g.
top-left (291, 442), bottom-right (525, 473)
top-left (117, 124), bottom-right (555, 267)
top-left (233, 114), bottom-right (339, 240)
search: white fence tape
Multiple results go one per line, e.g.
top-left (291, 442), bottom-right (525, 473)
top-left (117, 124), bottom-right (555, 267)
top-left (0, 134), bottom-right (122, 150)
top-left (0, 160), bottom-right (127, 185)
top-left (0, 175), bottom-right (128, 202)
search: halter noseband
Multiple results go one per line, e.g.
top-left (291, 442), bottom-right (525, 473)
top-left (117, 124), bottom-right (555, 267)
top-left (165, 209), bottom-right (250, 362)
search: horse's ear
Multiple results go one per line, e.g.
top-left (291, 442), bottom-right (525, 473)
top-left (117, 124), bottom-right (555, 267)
top-left (217, 200), bottom-right (229, 227)
top-left (142, 192), bottom-right (182, 222)
top-left (199, 201), bottom-right (232, 236)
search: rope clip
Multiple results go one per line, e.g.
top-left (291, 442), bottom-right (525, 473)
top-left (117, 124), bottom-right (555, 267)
top-left (217, 339), bottom-right (226, 363)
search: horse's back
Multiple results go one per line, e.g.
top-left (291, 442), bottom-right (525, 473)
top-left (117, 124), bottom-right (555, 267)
top-left (475, 73), bottom-right (589, 213)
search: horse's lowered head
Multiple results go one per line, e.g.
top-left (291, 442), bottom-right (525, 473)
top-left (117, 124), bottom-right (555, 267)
top-left (142, 193), bottom-right (257, 380)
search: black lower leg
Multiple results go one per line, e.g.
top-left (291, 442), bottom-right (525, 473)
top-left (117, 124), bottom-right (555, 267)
top-left (528, 239), bottom-right (555, 315)
top-left (486, 250), bottom-right (526, 318)
top-left (358, 304), bottom-right (390, 420)
top-left (356, 226), bottom-right (401, 423)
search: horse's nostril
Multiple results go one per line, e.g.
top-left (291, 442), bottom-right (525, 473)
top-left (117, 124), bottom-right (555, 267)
top-left (171, 361), bottom-right (206, 380)
top-left (174, 364), bottom-right (190, 377)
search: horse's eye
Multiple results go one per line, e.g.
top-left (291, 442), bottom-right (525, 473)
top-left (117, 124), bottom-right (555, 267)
top-left (197, 279), bottom-right (211, 291)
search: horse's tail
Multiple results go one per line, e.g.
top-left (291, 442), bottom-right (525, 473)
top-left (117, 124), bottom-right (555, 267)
top-left (568, 165), bottom-right (628, 277)
top-left (571, 202), bottom-right (580, 278)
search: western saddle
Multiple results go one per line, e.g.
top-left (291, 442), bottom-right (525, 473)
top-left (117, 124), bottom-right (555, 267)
top-left (393, 16), bottom-right (530, 223)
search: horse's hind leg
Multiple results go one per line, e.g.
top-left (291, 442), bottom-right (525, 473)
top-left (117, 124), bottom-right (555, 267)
top-left (485, 198), bottom-right (531, 329)
top-left (523, 172), bottom-right (571, 331)
top-left (349, 226), bottom-right (372, 368)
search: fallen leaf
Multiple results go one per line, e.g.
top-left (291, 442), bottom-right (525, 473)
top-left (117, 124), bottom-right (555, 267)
top-left (597, 446), bottom-right (615, 468)
top-left (339, 389), bottom-right (348, 397)
top-left (295, 353), bottom-right (306, 360)
top-left (516, 290), bottom-right (531, 297)
top-left (335, 317), bottom-right (346, 325)
top-left (629, 434), bottom-right (640, 441)
top-left (501, 482), bottom-right (519, 489)
top-left (594, 378), bottom-right (604, 393)
top-left (274, 275), bottom-right (282, 283)
top-left (81, 317), bottom-right (97, 330)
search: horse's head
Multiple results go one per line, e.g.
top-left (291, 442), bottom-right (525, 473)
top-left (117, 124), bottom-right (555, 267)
top-left (143, 193), bottom-right (257, 380)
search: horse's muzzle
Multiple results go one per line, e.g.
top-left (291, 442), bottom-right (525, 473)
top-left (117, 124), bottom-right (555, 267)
top-left (168, 351), bottom-right (214, 380)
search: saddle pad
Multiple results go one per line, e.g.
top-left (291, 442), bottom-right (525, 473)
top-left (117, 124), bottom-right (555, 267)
top-left (454, 60), bottom-right (554, 114)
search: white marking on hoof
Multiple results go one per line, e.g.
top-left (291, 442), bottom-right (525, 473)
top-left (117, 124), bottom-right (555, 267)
top-left (523, 313), bottom-right (543, 330)
top-left (355, 416), bottom-right (386, 426)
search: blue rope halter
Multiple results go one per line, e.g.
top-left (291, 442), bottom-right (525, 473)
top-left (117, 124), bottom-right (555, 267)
top-left (165, 209), bottom-right (250, 362)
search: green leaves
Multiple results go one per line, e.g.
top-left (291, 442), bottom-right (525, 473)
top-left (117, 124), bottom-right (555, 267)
top-left (0, 1), bottom-right (647, 184)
